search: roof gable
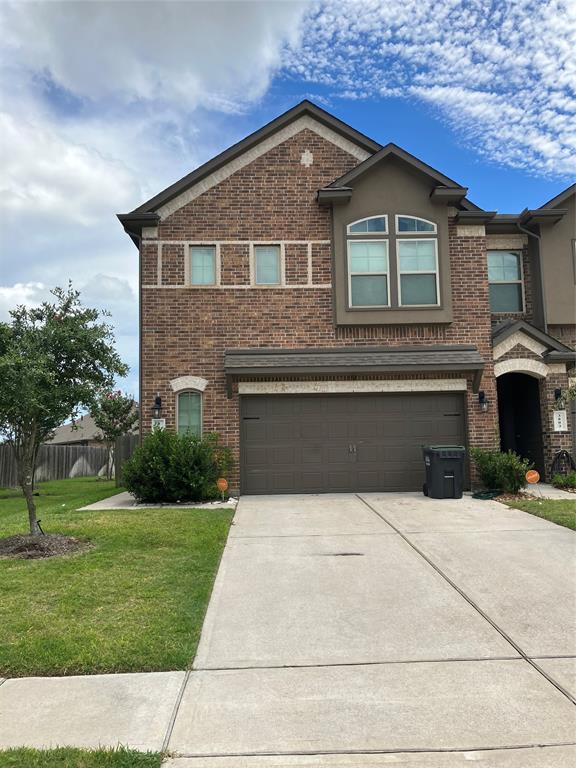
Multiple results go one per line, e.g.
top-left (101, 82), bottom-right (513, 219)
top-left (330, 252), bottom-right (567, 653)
top-left (128, 101), bottom-right (381, 219)
top-left (324, 143), bottom-right (481, 211)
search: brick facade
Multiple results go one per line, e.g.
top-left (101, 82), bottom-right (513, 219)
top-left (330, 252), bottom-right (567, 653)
top-left (137, 125), bottom-right (574, 491)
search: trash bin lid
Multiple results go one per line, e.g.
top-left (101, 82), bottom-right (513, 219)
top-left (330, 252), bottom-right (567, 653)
top-left (425, 445), bottom-right (466, 451)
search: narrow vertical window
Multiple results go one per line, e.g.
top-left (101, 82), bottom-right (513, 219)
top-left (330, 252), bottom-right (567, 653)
top-left (254, 245), bottom-right (281, 285)
top-left (178, 391), bottom-right (202, 436)
top-left (191, 245), bottom-right (216, 285)
top-left (348, 240), bottom-right (389, 307)
top-left (397, 239), bottom-right (439, 306)
top-left (487, 251), bottom-right (524, 312)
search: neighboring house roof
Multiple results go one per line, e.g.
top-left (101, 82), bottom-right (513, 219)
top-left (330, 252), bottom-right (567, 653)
top-left (47, 415), bottom-right (103, 445)
top-left (224, 345), bottom-right (485, 395)
top-left (538, 182), bottom-right (576, 210)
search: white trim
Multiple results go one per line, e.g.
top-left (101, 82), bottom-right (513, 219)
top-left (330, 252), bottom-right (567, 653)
top-left (238, 379), bottom-right (468, 395)
top-left (142, 283), bottom-right (332, 290)
top-left (170, 375), bottom-right (208, 393)
top-left (486, 235), bottom-right (527, 249)
top-left (493, 331), bottom-right (547, 360)
top-left (494, 358), bottom-right (549, 379)
top-left (347, 239), bottom-right (390, 308)
top-left (157, 116), bottom-right (371, 218)
top-left (176, 389), bottom-right (203, 437)
top-left (395, 215), bottom-right (437, 234)
top-left (487, 250), bottom-right (525, 313)
top-left (397, 238), bottom-right (440, 308)
top-left (142, 226), bottom-right (158, 239)
top-left (548, 363), bottom-right (568, 374)
top-left (347, 215), bottom-right (388, 235)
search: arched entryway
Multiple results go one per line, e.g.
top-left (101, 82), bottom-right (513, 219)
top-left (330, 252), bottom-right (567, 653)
top-left (497, 372), bottom-right (544, 474)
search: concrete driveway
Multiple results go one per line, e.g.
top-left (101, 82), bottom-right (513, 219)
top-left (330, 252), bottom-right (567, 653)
top-left (166, 493), bottom-right (576, 766)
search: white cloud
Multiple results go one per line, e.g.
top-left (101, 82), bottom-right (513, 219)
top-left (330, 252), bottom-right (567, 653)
top-left (2, 0), bottom-right (307, 111)
top-left (283, 0), bottom-right (576, 177)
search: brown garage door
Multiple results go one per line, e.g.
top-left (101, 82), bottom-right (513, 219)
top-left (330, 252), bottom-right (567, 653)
top-left (240, 393), bottom-right (467, 494)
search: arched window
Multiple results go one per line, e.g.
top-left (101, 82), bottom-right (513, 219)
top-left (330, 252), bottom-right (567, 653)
top-left (395, 215), bottom-right (436, 233)
top-left (347, 216), bottom-right (388, 234)
top-left (177, 391), bottom-right (202, 436)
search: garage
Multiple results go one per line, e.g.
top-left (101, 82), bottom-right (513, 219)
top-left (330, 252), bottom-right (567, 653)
top-left (240, 393), bottom-right (467, 494)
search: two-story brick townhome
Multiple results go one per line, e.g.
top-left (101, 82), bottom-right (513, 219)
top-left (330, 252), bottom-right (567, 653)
top-left (118, 101), bottom-right (576, 495)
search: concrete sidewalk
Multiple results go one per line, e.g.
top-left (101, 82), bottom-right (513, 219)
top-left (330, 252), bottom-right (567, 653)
top-left (77, 490), bottom-right (237, 510)
top-left (1, 493), bottom-right (575, 765)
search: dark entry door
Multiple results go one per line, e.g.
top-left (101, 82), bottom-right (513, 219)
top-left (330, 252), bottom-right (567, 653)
top-left (497, 373), bottom-right (544, 474)
top-left (240, 393), bottom-right (466, 494)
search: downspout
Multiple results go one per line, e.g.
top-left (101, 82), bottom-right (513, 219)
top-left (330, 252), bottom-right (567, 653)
top-left (517, 209), bottom-right (548, 333)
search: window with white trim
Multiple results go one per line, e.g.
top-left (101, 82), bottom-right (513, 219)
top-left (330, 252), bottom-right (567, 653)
top-left (190, 245), bottom-right (216, 285)
top-left (348, 240), bottom-right (389, 307)
top-left (347, 216), bottom-right (388, 234)
top-left (398, 239), bottom-right (439, 306)
top-left (177, 391), bottom-right (202, 436)
top-left (254, 245), bottom-right (281, 285)
top-left (487, 251), bottom-right (524, 312)
top-left (396, 215), bottom-right (436, 233)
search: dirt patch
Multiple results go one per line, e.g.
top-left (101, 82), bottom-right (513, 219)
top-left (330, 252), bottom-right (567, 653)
top-left (0, 533), bottom-right (92, 560)
top-left (496, 492), bottom-right (534, 503)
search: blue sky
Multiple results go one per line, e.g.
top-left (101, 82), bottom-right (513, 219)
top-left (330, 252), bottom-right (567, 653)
top-left (1, 0), bottom-right (574, 399)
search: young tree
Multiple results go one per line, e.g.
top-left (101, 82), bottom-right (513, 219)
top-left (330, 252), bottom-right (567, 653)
top-left (0, 285), bottom-right (128, 535)
top-left (92, 390), bottom-right (138, 480)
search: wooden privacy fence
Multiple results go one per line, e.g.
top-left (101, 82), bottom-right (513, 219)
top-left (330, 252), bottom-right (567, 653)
top-left (0, 444), bottom-right (110, 488)
top-left (114, 433), bottom-right (139, 487)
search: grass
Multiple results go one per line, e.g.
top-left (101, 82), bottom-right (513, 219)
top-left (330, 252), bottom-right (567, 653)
top-left (504, 497), bottom-right (576, 530)
top-left (0, 747), bottom-right (162, 768)
top-left (0, 477), bottom-right (233, 677)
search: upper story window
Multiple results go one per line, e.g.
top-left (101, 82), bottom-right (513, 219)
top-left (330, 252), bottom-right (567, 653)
top-left (347, 216), bottom-right (388, 234)
top-left (487, 251), bottom-right (524, 312)
top-left (254, 244), bottom-right (281, 285)
top-left (177, 391), bottom-right (202, 436)
top-left (190, 245), bottom-right (216, 285)
top-left (396, 215), bottom-right (436, 233)
top-left (348, 240), bottom-right (389, 307)
top-left (397, 239), bottom-right (439, 306)
top-left (345, 214), bottom-right (440, 309)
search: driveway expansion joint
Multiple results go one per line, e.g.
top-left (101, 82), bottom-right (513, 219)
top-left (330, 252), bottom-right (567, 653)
top-left (356, 494), bottom-right (576, 706)
top-left (174, 740), bottom-right (576, 760)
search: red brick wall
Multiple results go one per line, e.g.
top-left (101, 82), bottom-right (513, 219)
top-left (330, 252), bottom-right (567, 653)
top-left (140, 129), bottom-right (501, 491)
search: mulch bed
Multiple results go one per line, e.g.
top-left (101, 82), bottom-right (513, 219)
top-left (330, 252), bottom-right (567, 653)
top-left (0, 533), bottom-right (92, 560)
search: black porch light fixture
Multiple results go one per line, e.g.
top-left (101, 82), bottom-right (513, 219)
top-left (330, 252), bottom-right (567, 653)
top-left (151, 394), bottom-right (162, 419)
top-left (478, 391), bottom-right (489, 412)
top-left (554, 388), bottom-right (563, 402)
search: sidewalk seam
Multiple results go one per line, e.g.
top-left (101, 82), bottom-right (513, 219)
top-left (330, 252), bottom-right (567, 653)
top-left (162, 670), bottom-right (191, 753)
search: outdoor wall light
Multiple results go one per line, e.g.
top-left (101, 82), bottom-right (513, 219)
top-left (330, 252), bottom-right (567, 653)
top-left (554, 388), bottom-right (563, 402)
top-left (151, 394), bottom-right (162, 418)
top-left (478, 391), bottom-right (489, 412)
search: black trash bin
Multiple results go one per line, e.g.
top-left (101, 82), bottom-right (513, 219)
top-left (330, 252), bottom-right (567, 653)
top-left (422, 445), bottom-right (466, 499)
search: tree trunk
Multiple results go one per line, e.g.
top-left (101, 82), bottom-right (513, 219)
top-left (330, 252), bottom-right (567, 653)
top-left (107, 441), bottom-right (114, 480)
top-left (22, 479), bottom-right (40, 535)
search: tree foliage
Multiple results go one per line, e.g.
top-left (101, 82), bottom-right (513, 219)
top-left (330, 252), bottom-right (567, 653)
top-left (92, 391), bottom-right (138, 480)
top-left (0, 285), bottom-right (128, 534)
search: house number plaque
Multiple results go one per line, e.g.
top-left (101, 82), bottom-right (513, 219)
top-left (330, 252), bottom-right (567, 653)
top-left (151, 418), bottom-right (166, 431)
top-left (552, 410), bottom-right (568, 432)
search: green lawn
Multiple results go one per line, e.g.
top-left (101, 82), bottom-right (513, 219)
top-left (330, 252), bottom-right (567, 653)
top-left (505, 497), bottom-right (576, 530)
top-left (0, 477), bottom-right (233, 677)
top-left (0, 747), bottom-right (161, 768)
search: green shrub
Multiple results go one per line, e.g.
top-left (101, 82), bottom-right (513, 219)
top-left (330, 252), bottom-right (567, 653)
top-left (470, 448), bottom-right (532, 494)
top-left (122, 429), bottom-right (233, 503)
top-left (552, 472), bottom-right (576, 489)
